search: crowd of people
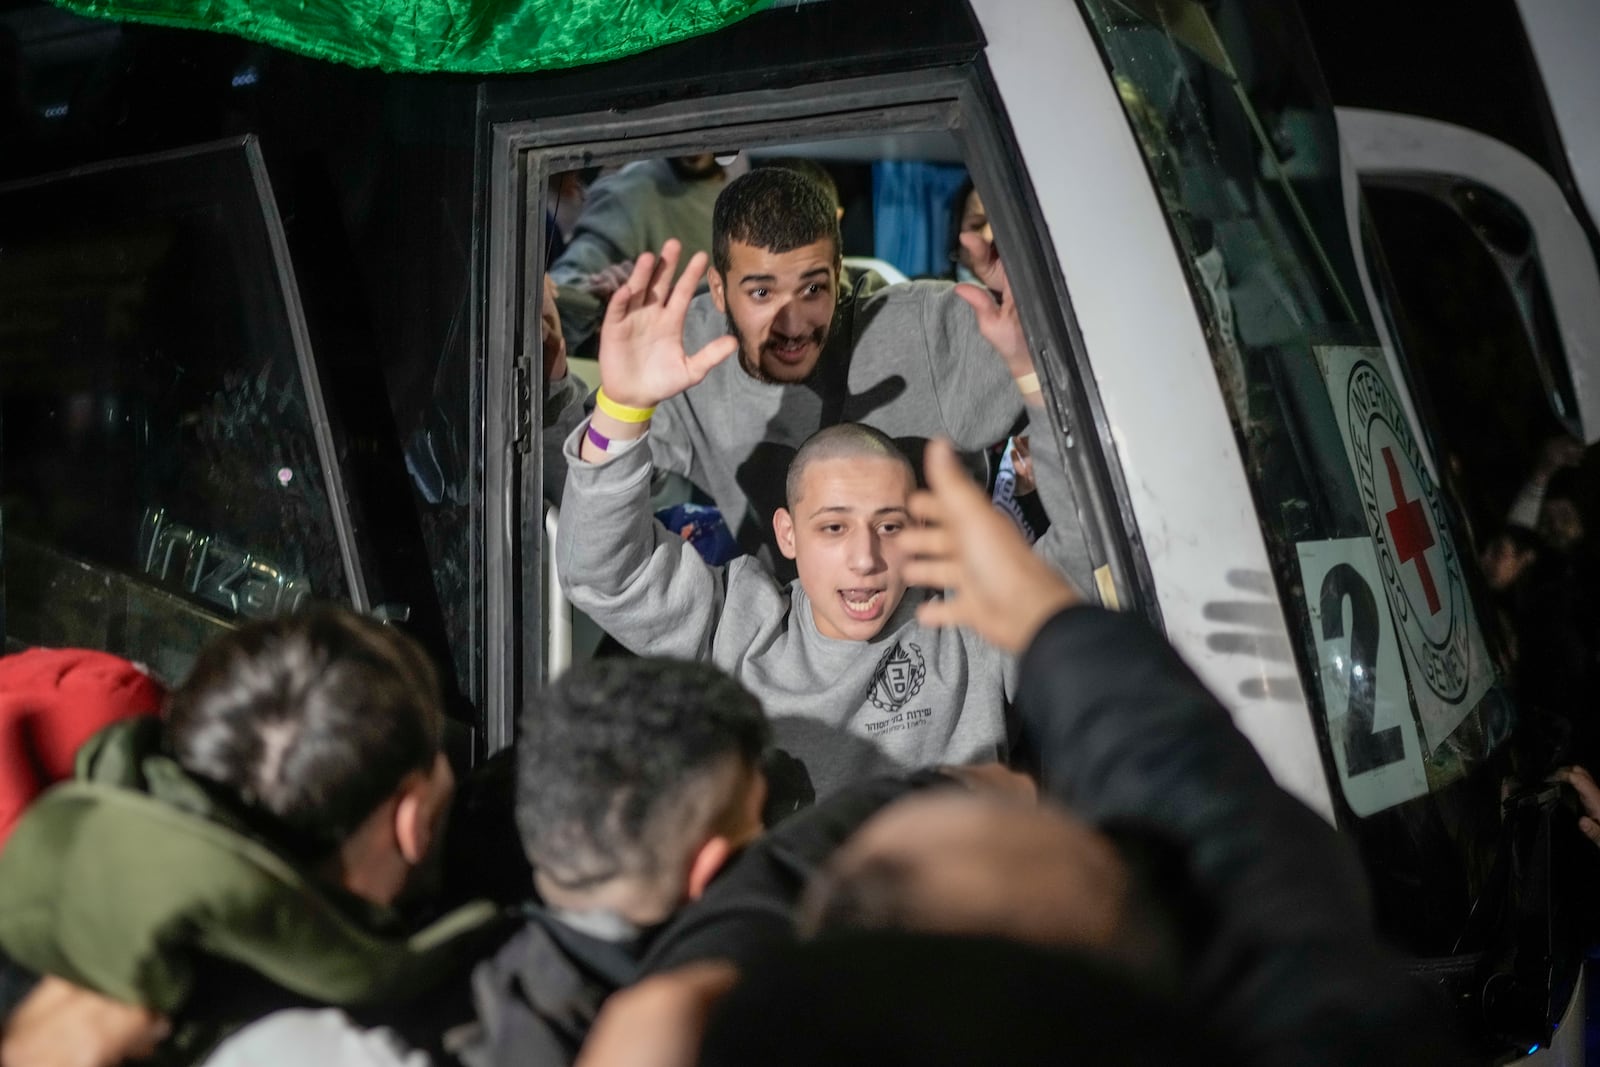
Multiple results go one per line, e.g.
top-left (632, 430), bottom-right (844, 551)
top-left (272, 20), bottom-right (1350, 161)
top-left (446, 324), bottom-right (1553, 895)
top-left (0, 157), bottom-right (1550, 1065)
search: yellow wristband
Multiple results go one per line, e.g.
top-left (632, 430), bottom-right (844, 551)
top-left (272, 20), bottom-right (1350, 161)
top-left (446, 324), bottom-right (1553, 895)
top-left (594, 388), bottom-right (656, 424)
top-left (1014, 372), bottom-right (1041, 395)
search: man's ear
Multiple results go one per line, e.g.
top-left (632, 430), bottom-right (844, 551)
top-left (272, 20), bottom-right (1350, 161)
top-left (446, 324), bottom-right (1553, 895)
top-left (686, 836), bottom-right (734, 902)
top-left (773, 508), bottom-right (798, 560)
top-left (709, 267), bottom-right (727, 314)
top-left (394, 754), bottom-right (452, 866)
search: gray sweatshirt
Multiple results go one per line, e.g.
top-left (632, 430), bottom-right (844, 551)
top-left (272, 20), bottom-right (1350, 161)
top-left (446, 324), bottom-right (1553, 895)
top-left (550, 159), bottom-right (723, 351)
top-left (546, 275), bottom-right (1095, 588)
top-left (557, 425), bottom-right (1016, 800)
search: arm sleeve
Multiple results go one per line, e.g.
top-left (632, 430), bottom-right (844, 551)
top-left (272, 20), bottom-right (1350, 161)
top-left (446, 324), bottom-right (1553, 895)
top-left (1018, 608), bottom-right (1458, 1065)
top-left (1019, 409), bottom-right (1095, 595)
top-left (922, 287), bottom-right (1096, 593)
top-left (645, 395), bottom-right (699, 482)
top-left (556, 424), bottom-right (729, 661)
top-left (546, 173), bottom-right (644, 286)
top-left (922, 286), bottom-right (1026, 450)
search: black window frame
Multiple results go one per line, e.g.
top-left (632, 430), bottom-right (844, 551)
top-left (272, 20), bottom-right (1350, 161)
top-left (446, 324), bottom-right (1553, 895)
top-left (479, 61), bottom-right (1161, 753)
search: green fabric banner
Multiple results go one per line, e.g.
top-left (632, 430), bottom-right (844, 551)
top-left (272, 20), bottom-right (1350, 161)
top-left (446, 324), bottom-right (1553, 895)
top-left (48, 0), bottom-right (772, 74)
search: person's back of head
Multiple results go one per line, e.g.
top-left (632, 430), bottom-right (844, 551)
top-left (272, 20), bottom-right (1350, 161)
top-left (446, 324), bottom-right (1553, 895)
top-left (516, 658), bottom-right (770, 929)
top-left (165, 608), bottom-right (451, 899)
top-left (712, 167), bottom-right (841, 276)
top-left (798, 791), bottom-right (1186, 987)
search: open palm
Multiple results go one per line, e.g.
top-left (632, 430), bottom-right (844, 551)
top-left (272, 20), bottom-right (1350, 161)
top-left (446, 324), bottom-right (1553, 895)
top-left (956, 231), bottom-right (1031, 378)
top-left (597, 239), bottom-right (738, 409)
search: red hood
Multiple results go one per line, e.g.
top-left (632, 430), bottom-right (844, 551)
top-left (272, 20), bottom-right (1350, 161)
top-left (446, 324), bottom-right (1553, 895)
top-left (0, 648), bottom-right (164, 848)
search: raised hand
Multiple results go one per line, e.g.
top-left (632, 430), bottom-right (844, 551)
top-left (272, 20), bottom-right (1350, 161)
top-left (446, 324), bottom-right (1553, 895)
top-left (901, 438), bottom-right (1080, 653)
top-left (597, 239), bottom-right (738, 410)
top-left (955, 230), bottom-right (1033, 380)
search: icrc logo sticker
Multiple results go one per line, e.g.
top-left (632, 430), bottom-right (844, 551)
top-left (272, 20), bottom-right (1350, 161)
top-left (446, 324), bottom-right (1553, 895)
top-left (1319, 347), bottom-right (1491, 752)
top-left (1346, 360), bottom-right (1468, 702)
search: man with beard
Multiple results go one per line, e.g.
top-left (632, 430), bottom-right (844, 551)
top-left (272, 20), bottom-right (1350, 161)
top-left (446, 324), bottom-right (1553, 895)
top-left (546, 167), bottom-right (1093, 588)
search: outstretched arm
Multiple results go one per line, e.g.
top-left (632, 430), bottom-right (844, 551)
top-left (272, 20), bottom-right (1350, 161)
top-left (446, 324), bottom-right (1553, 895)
top-left (579, 240), bottom-right (737, 464)
top-left (900, 440), bottom-right (1457, 1065)
top-left (557, 242), bottom-right (748, 662)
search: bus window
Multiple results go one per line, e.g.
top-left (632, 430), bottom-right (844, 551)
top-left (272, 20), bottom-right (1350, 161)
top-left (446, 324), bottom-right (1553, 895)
top-left (0, 139), bottom-right (354, 682)
top-left (1362, 181), bottom-right (1573, 539)
top-left (511, 106), bottom-right (1121, 697)
top-left (1081, 0), bottom-right (1516, 957)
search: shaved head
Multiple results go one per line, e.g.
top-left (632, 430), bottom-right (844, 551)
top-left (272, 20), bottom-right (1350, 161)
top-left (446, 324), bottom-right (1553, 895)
top-left (785, 424), bottom-right (916, 510)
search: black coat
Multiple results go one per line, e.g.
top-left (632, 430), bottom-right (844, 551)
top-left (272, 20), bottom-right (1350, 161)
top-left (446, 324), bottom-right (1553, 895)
top-left (1018, 607), bottom-right (1461, 1067)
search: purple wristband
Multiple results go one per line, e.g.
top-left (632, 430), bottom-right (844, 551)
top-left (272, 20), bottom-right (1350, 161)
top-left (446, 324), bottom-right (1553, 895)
top-left (586, 422), bottom-right (613, 452)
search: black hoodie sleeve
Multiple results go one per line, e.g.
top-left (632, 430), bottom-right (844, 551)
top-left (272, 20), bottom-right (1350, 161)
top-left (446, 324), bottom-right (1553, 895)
top-left (1018, 607), bottom-right (1461, 1067)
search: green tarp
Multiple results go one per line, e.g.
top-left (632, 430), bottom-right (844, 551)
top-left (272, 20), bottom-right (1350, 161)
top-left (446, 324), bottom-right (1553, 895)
top-left (48, 0), bottom-right (772, 74)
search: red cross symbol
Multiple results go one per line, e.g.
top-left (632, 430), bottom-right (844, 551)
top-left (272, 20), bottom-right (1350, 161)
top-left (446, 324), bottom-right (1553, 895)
top-left (1383, 446), bottom-right (1441, 615)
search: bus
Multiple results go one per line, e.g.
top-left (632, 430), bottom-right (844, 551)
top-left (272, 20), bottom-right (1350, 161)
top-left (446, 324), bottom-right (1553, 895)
top-left (0, 0), bottom-right (1588, 1057)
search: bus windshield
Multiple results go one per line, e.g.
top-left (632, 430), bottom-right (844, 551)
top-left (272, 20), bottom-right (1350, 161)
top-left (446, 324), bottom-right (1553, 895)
top-left (1080, 0), bottom-right (1515, 953)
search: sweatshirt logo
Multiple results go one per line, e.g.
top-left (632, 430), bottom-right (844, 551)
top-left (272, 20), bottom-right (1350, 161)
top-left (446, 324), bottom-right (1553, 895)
top-left (869, 641), bottom-right (926, 712)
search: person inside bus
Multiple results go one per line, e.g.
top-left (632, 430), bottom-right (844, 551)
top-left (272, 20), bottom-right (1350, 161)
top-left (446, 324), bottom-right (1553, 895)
top-left (944, 175), bottom-right (991, 290)
top-left (556, 242), bottom-right (1078, 800)
top-left (543, 167), bottom-right (1094, 591)
top-left (762, 156), bottom-right (844, 224)
top-left (0, 610), bottom-right (506, 1067)
top-left (549, 154), bottom-right (730, 355)
top-left (576, 438), bottom-right (1462, 1067)
top-left (935, 173), bottom-right (1048, 543)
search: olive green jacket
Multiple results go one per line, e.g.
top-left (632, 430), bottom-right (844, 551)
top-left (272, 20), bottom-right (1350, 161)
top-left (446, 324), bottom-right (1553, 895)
top-left (0, 718), bottom-right (503, 1059)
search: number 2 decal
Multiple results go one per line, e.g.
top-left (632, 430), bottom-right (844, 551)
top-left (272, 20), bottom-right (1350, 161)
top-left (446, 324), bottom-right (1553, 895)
top-left (1319, 562), bottom-right (1405, 774)
top-left (1297, 538), bottom-right (1427, 815)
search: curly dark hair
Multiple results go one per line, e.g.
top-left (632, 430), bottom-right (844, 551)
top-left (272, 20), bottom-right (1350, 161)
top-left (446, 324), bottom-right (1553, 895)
top-left (713, 167), bottom-right (841, 275)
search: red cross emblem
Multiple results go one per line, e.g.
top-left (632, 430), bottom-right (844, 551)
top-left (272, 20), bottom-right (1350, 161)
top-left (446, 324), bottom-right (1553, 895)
top-left (1383, 447), bottom-right (1441, 615)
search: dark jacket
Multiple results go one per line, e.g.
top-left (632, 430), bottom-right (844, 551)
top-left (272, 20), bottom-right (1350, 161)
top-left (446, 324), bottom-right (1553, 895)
top-left (1018, 607), bottom-right (1460, 1067)
top-left (635, 607), bottom-right (1459, 1065)
top-left (460, 773), bottom-right (947, 1067)
top-left (457, 907), bottom-right (643, 1067)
